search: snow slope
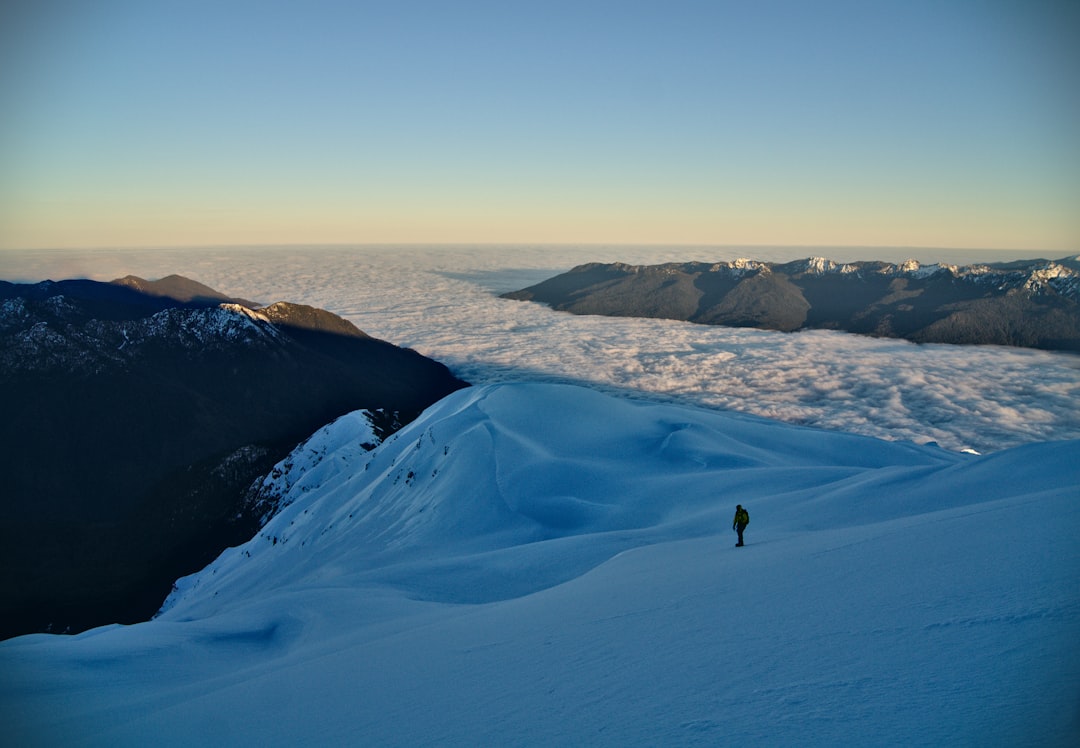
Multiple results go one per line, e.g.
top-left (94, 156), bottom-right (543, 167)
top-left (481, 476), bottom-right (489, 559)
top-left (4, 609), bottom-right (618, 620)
top-left (2, 383), bottom-right (1078, 746)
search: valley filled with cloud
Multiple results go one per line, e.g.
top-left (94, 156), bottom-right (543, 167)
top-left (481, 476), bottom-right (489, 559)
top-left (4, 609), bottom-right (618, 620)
top-left (4, 244), bottom-right (1078, 453)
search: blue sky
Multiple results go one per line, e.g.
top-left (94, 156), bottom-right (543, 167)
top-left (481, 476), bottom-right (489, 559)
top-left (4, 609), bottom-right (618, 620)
top-left (1, 0), bottom-right (1077, 250)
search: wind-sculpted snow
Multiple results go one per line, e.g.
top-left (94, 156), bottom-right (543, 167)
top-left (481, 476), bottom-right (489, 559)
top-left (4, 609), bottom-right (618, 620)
top-left (160, 384), bottom-right (958, 618)
top-left (2, 383), bottom-right (1077, 746)
top-left (4, 245), bottom-right (1078, 452)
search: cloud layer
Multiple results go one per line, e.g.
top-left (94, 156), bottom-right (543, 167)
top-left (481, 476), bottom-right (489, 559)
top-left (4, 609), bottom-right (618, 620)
top-left (4, 245), bottom-right (1078, 453)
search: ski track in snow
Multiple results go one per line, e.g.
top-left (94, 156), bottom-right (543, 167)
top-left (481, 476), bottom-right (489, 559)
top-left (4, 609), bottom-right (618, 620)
top-left (3, 245), bottom-right (1079, 453)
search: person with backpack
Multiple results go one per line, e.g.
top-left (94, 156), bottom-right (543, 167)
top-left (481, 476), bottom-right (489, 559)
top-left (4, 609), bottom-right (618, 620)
top-left (732, 504), bottom-right (749, 546)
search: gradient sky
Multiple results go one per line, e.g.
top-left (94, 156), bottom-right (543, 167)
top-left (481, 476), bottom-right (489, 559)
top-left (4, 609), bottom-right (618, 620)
top-left (1, 0), bottom-right (1077, 251)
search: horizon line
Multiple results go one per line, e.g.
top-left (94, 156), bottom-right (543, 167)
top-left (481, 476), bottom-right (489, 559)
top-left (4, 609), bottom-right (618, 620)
top-left (2, 241), bottom-right (1075, 256)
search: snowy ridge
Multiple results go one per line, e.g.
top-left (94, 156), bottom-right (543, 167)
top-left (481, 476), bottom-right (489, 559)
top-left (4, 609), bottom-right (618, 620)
top-left (800, 256), bottom-right (859, 274)
top-left (719, 257), bottom-right (770, 275)
top-left (850, 257), bottom-right (1080, 296)
top-left (792, 257), bottom-right (1080, 296)
top-left (619, 256), bottom-right (1080, 296)
top-left (563, 257), bottom-right (1080, 300)
top-left (139, 304), bottom-right (285, 347)
top-left (1, 301), bottom-right (285, 375)
top-left (242, 409), bottom-right (383, 526)
top-left (162, 383), bottom-right (965, 619)
top-left (1024, 262), bottom-right (1077, 293)
top-left (3, 383), bottom-right (1078, 746)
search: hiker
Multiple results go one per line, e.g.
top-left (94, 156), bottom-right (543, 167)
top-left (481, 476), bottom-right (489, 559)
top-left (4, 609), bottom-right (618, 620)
top-left (732, 504), bottom-right (749, 546)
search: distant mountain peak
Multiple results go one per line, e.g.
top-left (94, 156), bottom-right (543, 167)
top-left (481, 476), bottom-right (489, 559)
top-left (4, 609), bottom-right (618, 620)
top-left (110, 274), bottom-right (259, 308)
top-left (804, 256), bottom-right (839, 274)
top-left (728, 257), bottom-right (767, 273)
top-left (257, 301), bottom-right (368, 337)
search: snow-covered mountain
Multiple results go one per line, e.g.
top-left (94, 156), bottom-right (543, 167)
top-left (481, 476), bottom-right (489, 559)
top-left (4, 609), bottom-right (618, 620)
top-left (3, 383), bottom-right (1076, 746)
top-left (503, 256), bottom-right (1080, 350)
top-left (0, 276), bottom-right (466, 639)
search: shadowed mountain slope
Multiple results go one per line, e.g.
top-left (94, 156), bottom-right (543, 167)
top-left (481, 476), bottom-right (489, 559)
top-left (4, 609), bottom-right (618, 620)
top-left (0, 276), bottom-right (467, 638)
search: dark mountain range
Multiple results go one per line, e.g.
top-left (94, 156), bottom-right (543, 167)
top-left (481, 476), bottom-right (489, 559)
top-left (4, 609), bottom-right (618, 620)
top-left (502, 256), bottom-right (1080, 351)
top-left (0, 276), bottom-right (467, 639)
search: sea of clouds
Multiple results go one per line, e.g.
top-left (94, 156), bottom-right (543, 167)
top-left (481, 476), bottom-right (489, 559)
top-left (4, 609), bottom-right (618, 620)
top-left (3, 244), bottom-right (1079, 453)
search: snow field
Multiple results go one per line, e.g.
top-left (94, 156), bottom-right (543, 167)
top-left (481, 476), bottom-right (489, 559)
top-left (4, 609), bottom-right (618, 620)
top-left (1, 383), bottom-right (1078, 746)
